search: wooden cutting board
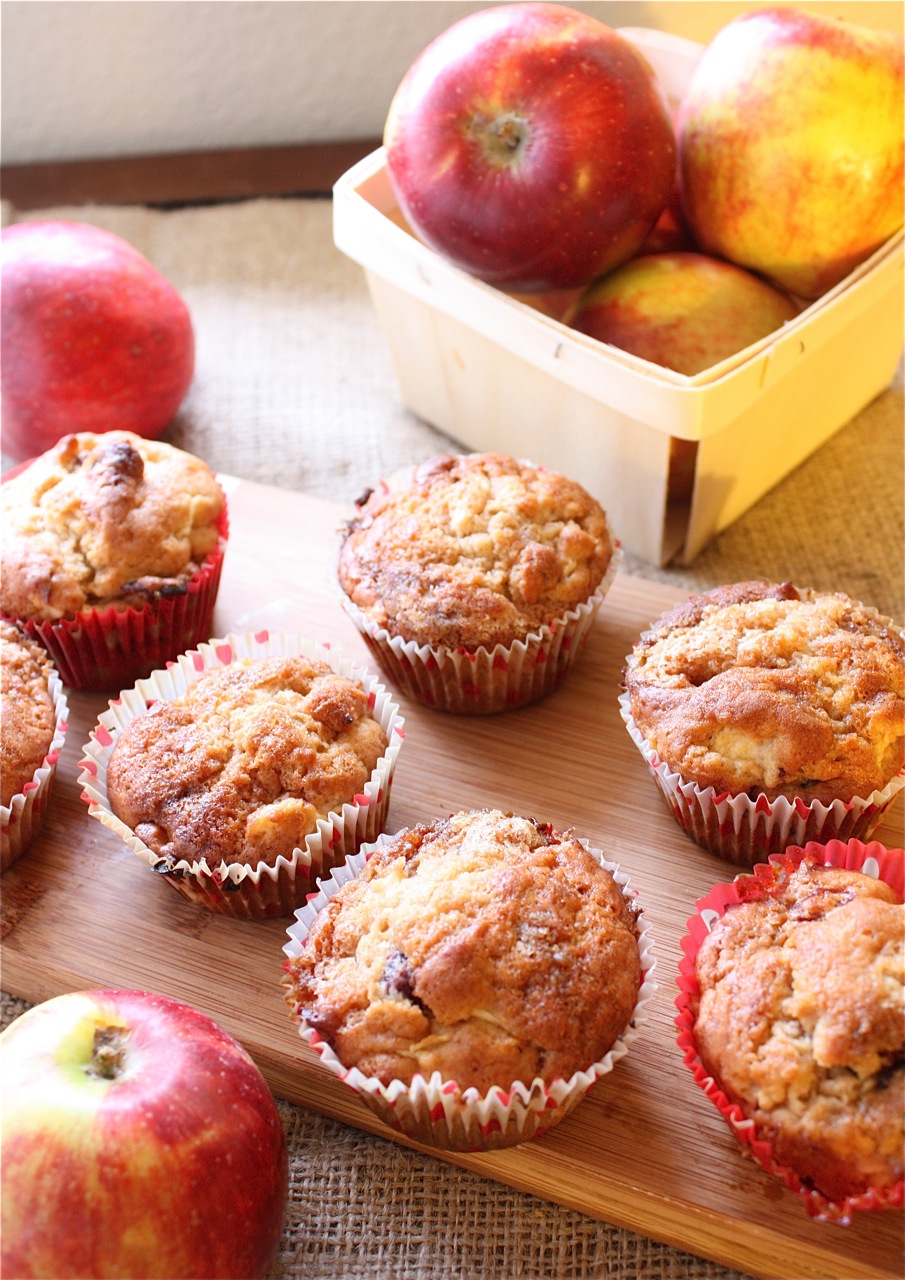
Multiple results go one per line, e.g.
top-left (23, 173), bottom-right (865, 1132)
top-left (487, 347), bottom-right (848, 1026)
top-left (2, 474), bottom-right (902, 1280)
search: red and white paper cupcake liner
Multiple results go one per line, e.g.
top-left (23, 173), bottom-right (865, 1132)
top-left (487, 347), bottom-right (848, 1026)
top-left (6, 498), bottom-right (229, 693)
top-left (78, 630), bottom-right (405, 919)
top-left (283, 835), bottom-right (656, 1152)
top-left (1, 665), bottom-right (69, 872)
top-left (675, 839), bottom-right (905, 1222)
top-left (619, 691), bottom-right (905, 866)
top-left (340, 574), bottom-right (618, 716)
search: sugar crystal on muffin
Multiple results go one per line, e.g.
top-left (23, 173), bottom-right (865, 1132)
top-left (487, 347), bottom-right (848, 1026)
top-left (624, 581), bottom-right (905, 805)
top-left (692, 857), bottom-right (904, 1203)
top-left (284, 808), bottom-right (643, 1094)
top-left (106, 655), bottom-right (388, 869)
top-left (1, 430), bottom-right (223, 621)
top-left (338, 452), bottom-right (614, 651)
top-left (0, 621), bottom-right (56, 808)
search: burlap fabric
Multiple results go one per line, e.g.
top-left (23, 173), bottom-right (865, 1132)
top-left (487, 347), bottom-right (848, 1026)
top-left (1, 197), bottom-right (902, 1280)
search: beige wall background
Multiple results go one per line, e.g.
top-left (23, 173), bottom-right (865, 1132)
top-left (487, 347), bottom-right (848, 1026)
top-left (2, 1), bottom-right (903, 165)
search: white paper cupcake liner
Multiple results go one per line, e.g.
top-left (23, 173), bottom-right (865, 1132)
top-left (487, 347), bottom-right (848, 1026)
top-left (78, 631), bottom-right (405, 918)
top-left (619, 691), bottom-right (905, 866)
top-left (339, 546), bottom-right (620, 716)
top-left (283, 832), bottom-right (657, 1152)
top-left (1, 665), bottom-right (69, 872)
top-left (676, 840), bottom-right (905, 1222)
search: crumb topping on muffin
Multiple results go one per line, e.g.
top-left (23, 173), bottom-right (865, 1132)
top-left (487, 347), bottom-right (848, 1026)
top-left (693, 858), bottom-right (904, 1200)
top-left (1, 431), bottom-right (223, 621)
top-left (284, 808), bottom-right (642, 1093)
top-left (337, 453), bottom-right (613, 649)
top-left (623, 581), bottom-right (905, 803)
top-left (106, 656), bottom-right (388, 868)
top-left (0, 621), bottom-right (56, 807)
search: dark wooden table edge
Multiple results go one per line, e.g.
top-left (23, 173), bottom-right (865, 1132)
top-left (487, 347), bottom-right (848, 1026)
top-left (1, 139), bottom-right (383, 211)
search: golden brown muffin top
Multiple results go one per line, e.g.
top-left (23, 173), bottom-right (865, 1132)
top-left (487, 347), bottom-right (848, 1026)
top-left (693, 859), bottom-right (904, 1199)
top-left (106, 655), bottom-right (388, 869)
top-left (0, 620), bottom-right (57, 807)
top-left (285, 809), bottom-right (642, 1093)
top-left (623, 581), bottom-right (905, 803)
top-left (1, 431), bottom-right (223, 621)
top-left (337, 453), bottom-right (613, 649)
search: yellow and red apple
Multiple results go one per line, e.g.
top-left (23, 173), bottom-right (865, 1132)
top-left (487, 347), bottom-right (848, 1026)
top-left (677, 7), bottom-right (904, 300)
top-left (383, 2), bottom-right (676, 292)
top-left (1, 220), bottom-right (195, 461)
top-left (566, 252), bottom-right (799, 376)
top-left (1, 989), bottom-right (288, 1279)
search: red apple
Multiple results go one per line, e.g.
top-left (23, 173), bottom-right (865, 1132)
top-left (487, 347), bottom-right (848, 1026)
top-left (566, 252), bottom-right (799, 376)
top-left (383, 2), bottom-right (676, 292)
top-left (677, 7), bottom-right (904, 299)
top-left (1, 989), bottom-right (288, 1279)
top-left (1, 221), bottom-right (195, 461)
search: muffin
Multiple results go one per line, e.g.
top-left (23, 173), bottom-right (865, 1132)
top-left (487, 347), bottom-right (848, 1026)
top-left (1, 620), bottom-right (68, 871)
top-left (283, 808), bottom-right (655, 1150)
top-left (620, 581), bottom-right (905, 863)
top-left (1, 430), bottom-right (227, 690)
top-left (79, 631), bottom-right (404, 918)
top-left (337, 452), bottom-right (619, 713)
top-left (676, 841), bottom-right (904, 1221)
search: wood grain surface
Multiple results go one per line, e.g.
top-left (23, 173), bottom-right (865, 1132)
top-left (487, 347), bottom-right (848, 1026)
top-left (2, 475), bottom-right (902, 1280)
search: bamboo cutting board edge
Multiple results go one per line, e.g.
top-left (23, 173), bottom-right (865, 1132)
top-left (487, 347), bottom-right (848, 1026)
top-left (1, 475), bottom-right (902, 1280)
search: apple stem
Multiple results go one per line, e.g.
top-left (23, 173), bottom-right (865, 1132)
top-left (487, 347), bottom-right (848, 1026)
top-left (471, 112), bottom-right (528, 165)
top-left (89, 1025), bottom-right (127, 1080)
top-left (493, 118), bottom-right (523, 152)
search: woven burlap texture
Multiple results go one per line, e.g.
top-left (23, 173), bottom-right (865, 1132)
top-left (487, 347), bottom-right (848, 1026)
top-left (2, 197), bottom-right (901, 1280)
top-left (1, 198), bottom-right (901, 620)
